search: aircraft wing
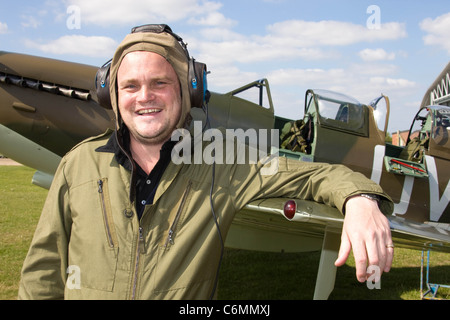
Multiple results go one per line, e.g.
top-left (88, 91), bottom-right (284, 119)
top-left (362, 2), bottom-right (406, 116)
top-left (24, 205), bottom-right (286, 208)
top-left (226, 198), bottom-right (450, 299)
top-left (0, 124), bottom-right (61, 188)
top-left (388, 216), bottom-right (450, 253)
top-left (228, 198), bottom-right (450, 254)
top-left (0, 51), bottom-right (114, 187)
top-left (227, 198), bottom-right (342, 253)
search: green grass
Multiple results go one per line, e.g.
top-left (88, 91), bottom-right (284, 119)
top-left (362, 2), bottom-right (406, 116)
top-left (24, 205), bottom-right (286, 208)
top-left (0, 166), bottom-right (47, 299)
top-left (1, 165), bottom-right (449, 300)
top-left (217, 247), bottom-right (450, 300)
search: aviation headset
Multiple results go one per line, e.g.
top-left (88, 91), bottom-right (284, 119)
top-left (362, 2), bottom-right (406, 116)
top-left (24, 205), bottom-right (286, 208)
top-left (95, 24), bottom-right (210, 110)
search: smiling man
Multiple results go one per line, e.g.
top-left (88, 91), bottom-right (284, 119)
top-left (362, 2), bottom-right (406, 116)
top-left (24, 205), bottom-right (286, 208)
top-left (117, 51), bottom-right (183, 173)
top-left (18, 24), bottom-right (394, 300)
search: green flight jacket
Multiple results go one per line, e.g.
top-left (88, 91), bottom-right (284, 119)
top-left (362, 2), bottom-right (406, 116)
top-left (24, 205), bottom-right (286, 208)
top-left (18, 131), bottom-right (392, 300)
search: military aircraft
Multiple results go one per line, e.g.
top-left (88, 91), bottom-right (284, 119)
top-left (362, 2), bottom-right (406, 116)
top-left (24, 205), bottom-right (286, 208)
top-left (1, 50), bottom-right (449, 299)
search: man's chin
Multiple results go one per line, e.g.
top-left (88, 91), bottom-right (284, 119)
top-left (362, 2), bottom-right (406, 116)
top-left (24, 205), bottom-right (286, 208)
top-left (134, 129), bottom-right (174, 146)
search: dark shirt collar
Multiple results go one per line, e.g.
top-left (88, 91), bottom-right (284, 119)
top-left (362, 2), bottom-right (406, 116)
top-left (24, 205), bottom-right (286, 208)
top-left (95, 127), bottom-right (175, 173)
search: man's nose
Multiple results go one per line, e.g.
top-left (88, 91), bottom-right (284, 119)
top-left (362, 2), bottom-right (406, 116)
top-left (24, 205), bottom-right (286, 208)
top-left (137, 86), bottom-right (156, 103)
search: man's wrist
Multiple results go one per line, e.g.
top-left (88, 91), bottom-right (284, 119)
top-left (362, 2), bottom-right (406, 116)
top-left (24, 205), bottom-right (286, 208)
top-left (357, 193), bottom-right (381, 202)
top-left (344, 193), bottom-right (381, 212)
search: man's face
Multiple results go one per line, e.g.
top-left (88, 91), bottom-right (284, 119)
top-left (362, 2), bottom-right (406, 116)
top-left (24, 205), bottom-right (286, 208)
top-left (117, 51), bottom-right (182, 146)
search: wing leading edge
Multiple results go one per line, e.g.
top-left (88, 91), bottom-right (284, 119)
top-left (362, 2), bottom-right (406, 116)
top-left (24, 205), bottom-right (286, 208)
top-left (227, 198), bottom-right (450, 254)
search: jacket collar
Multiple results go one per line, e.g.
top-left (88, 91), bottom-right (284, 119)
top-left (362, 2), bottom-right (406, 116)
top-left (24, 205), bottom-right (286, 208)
top-left (95, 128), bottom-right (133, 172)
top-left (95, 127), bottom-right (181, 204)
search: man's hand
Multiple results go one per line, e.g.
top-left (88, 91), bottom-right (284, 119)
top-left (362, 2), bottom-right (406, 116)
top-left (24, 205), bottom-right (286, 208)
top-left (334, 196), bottom-right (394, 283)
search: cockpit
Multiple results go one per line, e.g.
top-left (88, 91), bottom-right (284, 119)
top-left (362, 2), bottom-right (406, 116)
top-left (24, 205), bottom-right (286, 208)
top-left (400, 105), bottom-right (450, 162)
top-left (308, 89), bottom-right (368, 137)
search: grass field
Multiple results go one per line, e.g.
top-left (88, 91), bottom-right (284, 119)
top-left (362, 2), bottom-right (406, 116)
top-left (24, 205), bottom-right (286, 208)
top-left (1, 165), bottom-right (449, 300)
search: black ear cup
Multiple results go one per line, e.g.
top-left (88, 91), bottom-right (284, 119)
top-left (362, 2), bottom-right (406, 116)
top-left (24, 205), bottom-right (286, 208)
top-left (94, 24), bottom-right (209, 110)
top-left (95, 60), bottom-right (112, 109)
top-left (189, 60), bottom-right (209, 109)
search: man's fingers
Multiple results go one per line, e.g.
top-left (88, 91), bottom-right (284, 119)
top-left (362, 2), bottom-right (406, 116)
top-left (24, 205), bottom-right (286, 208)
top-left (335, 233), bottom-right (351, 267)
top-left (385, 246), bottom-right (394, 272)
top-left (365, 236), bottom-right (384, 283)
top-left (338, 197), bottom-right (395, 283)
top-left (384, 228), bottom-right (394, 272)
top-left (351, 240), bottom-right (369, 283)
top-left (335, 230), bottom-right (371, 283)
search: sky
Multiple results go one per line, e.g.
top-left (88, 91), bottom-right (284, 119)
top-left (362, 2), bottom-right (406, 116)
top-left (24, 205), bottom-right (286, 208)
top-left (1, 0), bottom-right (450, 132)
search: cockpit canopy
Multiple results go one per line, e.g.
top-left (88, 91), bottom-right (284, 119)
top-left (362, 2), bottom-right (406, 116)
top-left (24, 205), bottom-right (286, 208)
top-left (305, 89), bottom-right (368, 136)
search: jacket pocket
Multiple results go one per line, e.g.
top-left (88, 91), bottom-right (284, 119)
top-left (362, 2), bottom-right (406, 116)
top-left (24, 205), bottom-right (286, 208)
top-left (67, 179), bottom-right (119, 292)
top-left (98, 179), bottom-right (119, 248)
top-left (152, 180), bottom-right (218, 295)
top-left (164, 181), bottom-right (192, 248)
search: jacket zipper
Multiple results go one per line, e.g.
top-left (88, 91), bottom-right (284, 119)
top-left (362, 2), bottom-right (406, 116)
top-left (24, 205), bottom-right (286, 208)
top-left (98, 179), bottom-right (115, 248)
top-left (131, 226), bottom-right (144, 300)
top-left (115, 126), bottom-right (144, 299)
top-left (131, 181), bottom-right (192, 299)
top-left (165, 181), bottom-right (192, 247)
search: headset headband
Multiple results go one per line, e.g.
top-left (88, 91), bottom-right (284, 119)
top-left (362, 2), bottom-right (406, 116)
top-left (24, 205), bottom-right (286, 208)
top-left (131, 24), bottom-right (187, 53)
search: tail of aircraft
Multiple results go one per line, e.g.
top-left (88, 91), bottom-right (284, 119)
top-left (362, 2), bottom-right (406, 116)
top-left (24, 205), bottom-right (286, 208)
top-left (421, 61), bottom-right (450, 108)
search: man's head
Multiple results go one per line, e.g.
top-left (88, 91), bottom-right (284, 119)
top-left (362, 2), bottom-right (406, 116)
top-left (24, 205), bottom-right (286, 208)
top-left (117, 51), bottom-right (182, 146)
top-left (108, 25), bottom-right (193, 137)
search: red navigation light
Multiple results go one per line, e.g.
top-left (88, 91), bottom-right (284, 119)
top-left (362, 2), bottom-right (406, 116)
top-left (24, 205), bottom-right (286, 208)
top-left (283, 200), bottom-right (296, 220)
